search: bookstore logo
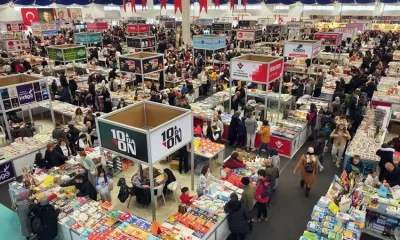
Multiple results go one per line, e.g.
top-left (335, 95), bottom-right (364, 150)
top-left (162, 126), bottom-right (182, 149)
top-left (293, 44), bottom-right (305, 53)
top-left (111, 129), bottom-right (137, 155)
top-left (275, 140), bottom-right (283, 148)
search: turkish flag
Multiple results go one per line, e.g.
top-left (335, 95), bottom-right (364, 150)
top-left (174, 0), bottom-right (182, 13)
top-left (21, 8), bottom-right (38, 26)
top-left (160, 0), bottom-right (166, 9)
top-left (200, 0), bottom-right (207, 13)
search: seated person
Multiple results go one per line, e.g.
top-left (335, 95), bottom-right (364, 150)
top-left (223, 152), bottom-right (246, 169)
top-left (345, 155), bottom-right (364, 175)
top-left (365, 170), bottom-right (381, 188)
top-left (75, 174), bottom-right (97, 200)
top-left (383, 163), bottom-right (400, 187)
top-left (180, 187), bottom-right (195, 205)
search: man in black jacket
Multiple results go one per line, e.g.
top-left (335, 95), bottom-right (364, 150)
top-left (75, 174), bottom-right (97, 201)
top-left (30, 196), bottom-right (60, 240)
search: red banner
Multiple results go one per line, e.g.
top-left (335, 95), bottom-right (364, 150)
top-left (267, 59), bottom-right (283, 83)
top-left (123, 0), bottom-right (126, 12)
top-left (160, 0), bottom-right (166, 9)
top-left (21, 8), bottom-right (39, 26)
top-left (174, 0), bottom-right (182, 13)
top-left (214, 0), bottom-right (220, 7)
top-left (6, 23), bottom-right (24, 31)
top-left (126, 24), bottom-right (150, 33)
top-left (269, 136), bottom-right (291, 157)
top-left (230, 0), bottom-right (234, 10)
top-left (87, 22), bottom-right (108, 31)
top-left (131, 0), bottom-right (136, 12)
top-left (242, 0), bottom-right (246, 11)
top-left (200, 0), bottom-right (207, 13)
top-left (141, 0), bottom-right (146, 9)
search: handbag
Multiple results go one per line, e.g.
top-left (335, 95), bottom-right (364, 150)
top-left (178, 204), bottom-right (188, 213)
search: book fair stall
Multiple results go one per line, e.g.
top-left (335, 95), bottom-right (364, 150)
top-left (283, 39), bottom-right (323, 78)
top-left (96, 101), bottom-right (194, 220)
top-left (46, 44), bottom-right (88, 76)
top-left (235, 29), bottom-right (263, 51)
top-left (126, 35), bottom-right (157, 53)
top-left (0, 74), bottom-right (56, 183)
top-left (192, 35), bottom-right (226, 67)
top-left (211, 23), bottom-right (232, 35)
top-left (0, 38), bottom-right (31, 59)
top-left (344, 106), bottom-right (391, 175)
top-left (117, 52), bottom-right (164, 90)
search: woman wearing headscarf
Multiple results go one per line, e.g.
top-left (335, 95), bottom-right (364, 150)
top-left (224, 192), bottom-right (251, 240)
top-left (294, 147), bottom-right (318, 198)
top-left (16, 189), bottom-right (33, 240)
top-left (30, 195), bottom-right (59, 240)
top-left (75, 151), bottom-right (98, 187)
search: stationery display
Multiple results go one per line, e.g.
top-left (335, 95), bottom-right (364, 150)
top-left (0, 133), bottom-right (52, 161)
top-left (193, 138), bottom-right (225, 158)
top-left (372, 77), bottom-right (400, 104)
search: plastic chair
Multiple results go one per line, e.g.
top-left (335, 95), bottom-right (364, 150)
top-left (154, 183), bottom-right (166, 208)
top-left (167, 181), bottom-right (180, 202)
top-left (0, 126), bottom-right (6, 143)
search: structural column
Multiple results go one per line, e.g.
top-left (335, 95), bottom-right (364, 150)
top-left (182, 0), bottom-right (191, 46)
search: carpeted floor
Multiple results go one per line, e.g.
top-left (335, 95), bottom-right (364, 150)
top-left (0, 203), bottom-right (25, 240)
top-left (0, 141), bottom-right (380, 240)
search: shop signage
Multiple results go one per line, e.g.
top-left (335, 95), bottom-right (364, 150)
top-left (87, 22), bottom-right (108, 31)
top-left (126, 24), bottom-right (150, 33)
top-left (164, 21), bottom-right (181, 29)
top-left (238, 20), bottom-right (256, 28)
top-left (198, 19), bottom-right (213, 26)
top-left (142, 55), bottom-right (164, 74)
top-left (345, 23), bottom-right (364, 32)
top-left (48, 48), bottom-right (63, 61)
top-left (128, 19), bottom-right (146, 24)
top-left (6, 23), bottom-right (23, 31)
top-left (149, 113), bottom-right (192, 163)
top-left (75, 34), bottom-right (86, 43)
top-left (126, 37), bottom-right (156, 49)
top-left (287, 21), bottom-right (301, 30)
top-left (212, 23), bottom-right (231, 31)
top-left (284, 41), bottom-right (321, 58)
top-left (0, 162), bottom-right (15, 184)
top-left (314, 33), bottom-right (342, 46)
top-left (63, 47), bottom-right (87, 61)
top-left (17, 83), bottom-right (35, 105)
top-left (118, 56), bottom-right (141, 74)
top-left (268, 59), bottom-right (284, 82)
top-left (75, 33), bottom-right (102, 44)
top-left (303, 20), bottom-right (315, 28)
top-left (236, 30), bottom-right (262, 41)
top-left (269, 136), bottom-right (291, 157)
top-left (98, 121), bottom-right (149, 163)
top-left (231, 58), bottom-right (283, 83)
top-left (334, 27), bottom-right (356, 39)
top-left (193, 36), bottom-right (226, 50)
top-left (0, 40), bottom-right (30, 53)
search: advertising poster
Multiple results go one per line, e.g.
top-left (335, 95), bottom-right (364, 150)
top-left (268, 59), bottom-right (284, 83)
top-left (48, 48), bottom-right (63, 61)
top-left (56, 8), bottom-right (68, 21)
top-left (142, 56), bottom-right (164, 74)
top-left (231, 59), bottom-right (267, 82)
top-left (126, 24), bottom-right (150, 33)
top-left (16, 83), bottom-right (35, 105)
top-left (69, 9), bottom-right (82, 21)
top-left (98, 121), bottom-right (148, 162)
top-left (193, 36), bottom-right (226, 50)
top-left (118, 57), bottom-right (142, 74)
top-left (269, 136), bottom-right (291, 157)
top-left (63, 47), bottom-right (87, 61)
top-left (0, 162), bottom-right (15, 184)
top-left (38, 8), bottom-right (55, 22)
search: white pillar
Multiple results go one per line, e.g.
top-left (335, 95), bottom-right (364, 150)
top-left (182, 0), bottom-right (191, 45)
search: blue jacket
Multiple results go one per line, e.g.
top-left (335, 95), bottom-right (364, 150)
top-left (345, 157), bottom-right (364, 174)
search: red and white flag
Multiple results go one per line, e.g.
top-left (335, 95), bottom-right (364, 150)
top-left (21, 8), bottom-right (39, 26)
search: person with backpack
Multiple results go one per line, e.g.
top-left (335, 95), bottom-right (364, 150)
top-left (16, 189), bottom-right (33, 240)
top-left (29, 195), bottom-right (60, 240)
top-left (224, 192), bottom-right (251, 240)
top-left (252, 169), bottom-right (271, 222)
top-left (294, 147), bottom-right (318, 198)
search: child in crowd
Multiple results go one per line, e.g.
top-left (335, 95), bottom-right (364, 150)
top-left (322, 123), bottom-right (332, 153)
top-left (365, 170), bottom-right (381, 188)
top-left (96, 168), bottom-right (113, 202)
top-left (180, 187), bottom-right (195, 205)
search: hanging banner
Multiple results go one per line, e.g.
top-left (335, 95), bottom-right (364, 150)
top-left (87, 22), bottom-right (108, 31)
top-left (236, 30), bottom-right (262, 41)
top-left (287, 21), bottom-right (301, 30)
top-left (126, 24), bottom-right (150, 33)
top-left (214, 0), bottom-right (220, 7)
top-left (149, 113), bottom-right (192, 163)
top-left (98, 121), bottom-right (149, 163)
top-left (345, 23), bottom-right (364, 32)
top-left (118, 57), bottom-right (142, 73)
top-left (231, 58), bottom-right (283, 83)
top-left (0, 40), bottom-right (30, 53)
top-left (17, 83), bottom-right (35, 105)
top-left (314, 33), bottom-right (342, 46)
top-left (174, 0), bottom-right (182, 13)
top-left (200, 0), bottom-right (208, 14)
top-left (63, 47), bottom-right (87, 61)
top-left (193, 35), bottom-right (226, 50)
top-left (75, 33), bottom-right (102, 44)
top-left (334, 27), bottom-right (356, 39)
top-left (283, 40), bottom-right (322, 58)
top-left (160, 0), bottom-right (166, 10)
top-left (6, 24), bottom-right (23, 32)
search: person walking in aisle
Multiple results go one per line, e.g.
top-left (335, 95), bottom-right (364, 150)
top-left (253, 169), bottom-right (271, 222)
top-left (258, 120), bottom-right (270, 156)
top-left (224, 192), bottom-right (251, 240)
top-left (245, 114), bottom-right (258, 151)
top-left (16, 189), bottom-right (33, 240)
top-left (314, 132), bottom-right (326, 172)
top-left (294, 147), bottom-right (318, 198)
top-left (237, 117), bottom-right (247, 148)
top-left (96, 168), bottom-right (113, 202)
top-left (330, 124), bottom-right (351, 168)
